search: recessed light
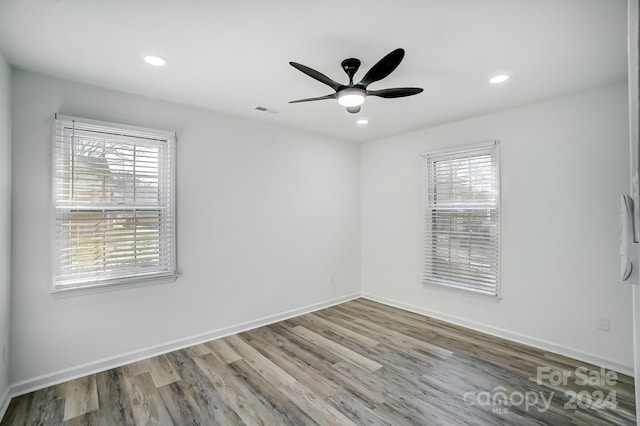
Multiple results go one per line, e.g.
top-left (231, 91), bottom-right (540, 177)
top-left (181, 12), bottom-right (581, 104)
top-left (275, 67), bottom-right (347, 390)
top-left (356, 119), bottom-right (369, 125)
top-left (489, 74), bottom-right (511, 84)
top-left (144, 55), bottom-right (167, 67)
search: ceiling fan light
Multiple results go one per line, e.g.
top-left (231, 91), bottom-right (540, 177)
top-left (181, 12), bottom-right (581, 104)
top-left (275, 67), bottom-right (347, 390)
top-left (337, 88), bottom-right (366, 107)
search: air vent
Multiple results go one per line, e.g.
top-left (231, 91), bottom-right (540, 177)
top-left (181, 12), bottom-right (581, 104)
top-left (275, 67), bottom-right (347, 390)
top-left (254, 106), bottom-right (278, 114)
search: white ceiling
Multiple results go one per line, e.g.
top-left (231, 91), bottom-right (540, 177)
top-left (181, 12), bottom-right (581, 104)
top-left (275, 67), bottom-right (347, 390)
top-left (0, 0), bottom-right (628, 142)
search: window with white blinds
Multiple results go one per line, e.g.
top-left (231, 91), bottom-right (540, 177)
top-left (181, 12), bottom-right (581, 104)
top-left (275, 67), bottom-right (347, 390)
top-left (53, 115), bottom-right (176, 291)
top-left (422, 142), bottom-right (500, 296)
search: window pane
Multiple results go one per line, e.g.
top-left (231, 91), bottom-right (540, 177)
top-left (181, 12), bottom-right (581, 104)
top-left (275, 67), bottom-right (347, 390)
top-left (60, 131), bottom-right (161, 205)
top-left (58, 210), bottom-right (165, 276)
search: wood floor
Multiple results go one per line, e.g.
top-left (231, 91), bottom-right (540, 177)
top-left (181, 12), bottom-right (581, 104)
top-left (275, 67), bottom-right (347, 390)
top-left (1, 298), bottom-right (636, 425)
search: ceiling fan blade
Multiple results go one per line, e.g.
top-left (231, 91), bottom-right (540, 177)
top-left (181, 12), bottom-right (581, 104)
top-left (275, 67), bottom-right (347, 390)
top-left (289, 93), bottom-right (337, 103)
top-left (358, 48), bottom-right (405, 87)
top-left (289, 62), bottom-right (342, 91)
top-left (367, 87), bottom-right (423, 98)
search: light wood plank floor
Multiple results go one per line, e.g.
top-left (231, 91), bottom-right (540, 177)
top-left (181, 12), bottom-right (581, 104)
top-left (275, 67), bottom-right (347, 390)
top-left (1, 298), bottom-right (635, 425)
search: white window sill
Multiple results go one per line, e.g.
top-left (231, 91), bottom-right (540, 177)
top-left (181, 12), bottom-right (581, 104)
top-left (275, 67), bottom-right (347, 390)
top-left (50, 274), bottom-right (178, 298)
top-left (422, 279), bottom-right (502, 301)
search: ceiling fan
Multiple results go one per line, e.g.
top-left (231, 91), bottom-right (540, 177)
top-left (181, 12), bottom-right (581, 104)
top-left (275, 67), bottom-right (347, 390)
top-left (289, 48), bottom-right (423, 114)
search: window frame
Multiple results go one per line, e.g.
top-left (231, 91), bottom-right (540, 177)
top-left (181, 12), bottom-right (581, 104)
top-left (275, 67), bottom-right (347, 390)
top-left (50, 114), bottom-right (177, 294)
top-left (421, 141), bottom-right (501, 297)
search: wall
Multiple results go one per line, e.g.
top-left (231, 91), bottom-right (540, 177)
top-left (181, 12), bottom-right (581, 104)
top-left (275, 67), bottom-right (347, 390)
top-left (0, 54), bottom-right (11, 408)
top-left (10, 69), bottom-right (360, 386)
top-left (6, 67), bottom-right (634, 392)
top-left (361, 84), bottom-right (634, 373)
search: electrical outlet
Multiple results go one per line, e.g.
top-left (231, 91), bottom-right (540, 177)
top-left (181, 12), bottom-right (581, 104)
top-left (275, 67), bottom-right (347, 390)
top-left (330, 275), bottom-right (335, 285)
top-left (598, 317), bottom-right (610, 332)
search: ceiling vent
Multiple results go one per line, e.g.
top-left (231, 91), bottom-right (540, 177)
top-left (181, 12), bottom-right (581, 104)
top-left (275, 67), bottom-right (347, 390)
top-left (255, 106), bottom-right (278, 114)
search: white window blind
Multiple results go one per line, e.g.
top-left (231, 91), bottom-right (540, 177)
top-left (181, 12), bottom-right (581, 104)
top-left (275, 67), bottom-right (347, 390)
top-left (53, 115), bottom-right (176, 291)
top-left (422, 142), bottom-right (500, 296)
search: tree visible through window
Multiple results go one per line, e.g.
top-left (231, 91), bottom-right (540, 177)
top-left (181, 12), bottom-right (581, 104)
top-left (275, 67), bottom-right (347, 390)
top-left (53, 115), bottom-right (176, 291)
top-left (422, 142), bottom-right (500, 296)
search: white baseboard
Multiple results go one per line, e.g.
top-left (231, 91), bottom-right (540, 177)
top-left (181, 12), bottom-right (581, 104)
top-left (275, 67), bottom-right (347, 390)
top-left (5, 292), bottom-right (360, 402)
top-left (0, 387), bottom-right (10, 422)
top-left (361, 292), bottom-right (634, 376)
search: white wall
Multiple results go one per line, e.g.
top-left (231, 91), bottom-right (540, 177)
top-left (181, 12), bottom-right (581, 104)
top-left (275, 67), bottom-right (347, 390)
top-left (361, 84), bottom-right (634, 372)
top-left (7, 66), bottom-right (633, 391)
top-left (0, 54), bottom-right (11, 404)
top-left (10, 69), bottom-right (360, 385)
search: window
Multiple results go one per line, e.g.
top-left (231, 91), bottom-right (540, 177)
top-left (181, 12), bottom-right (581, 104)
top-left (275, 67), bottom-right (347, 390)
top-left (53, 115), bottom-right (176, 292)
top-left (422, 141), bottom-right (500, 296)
